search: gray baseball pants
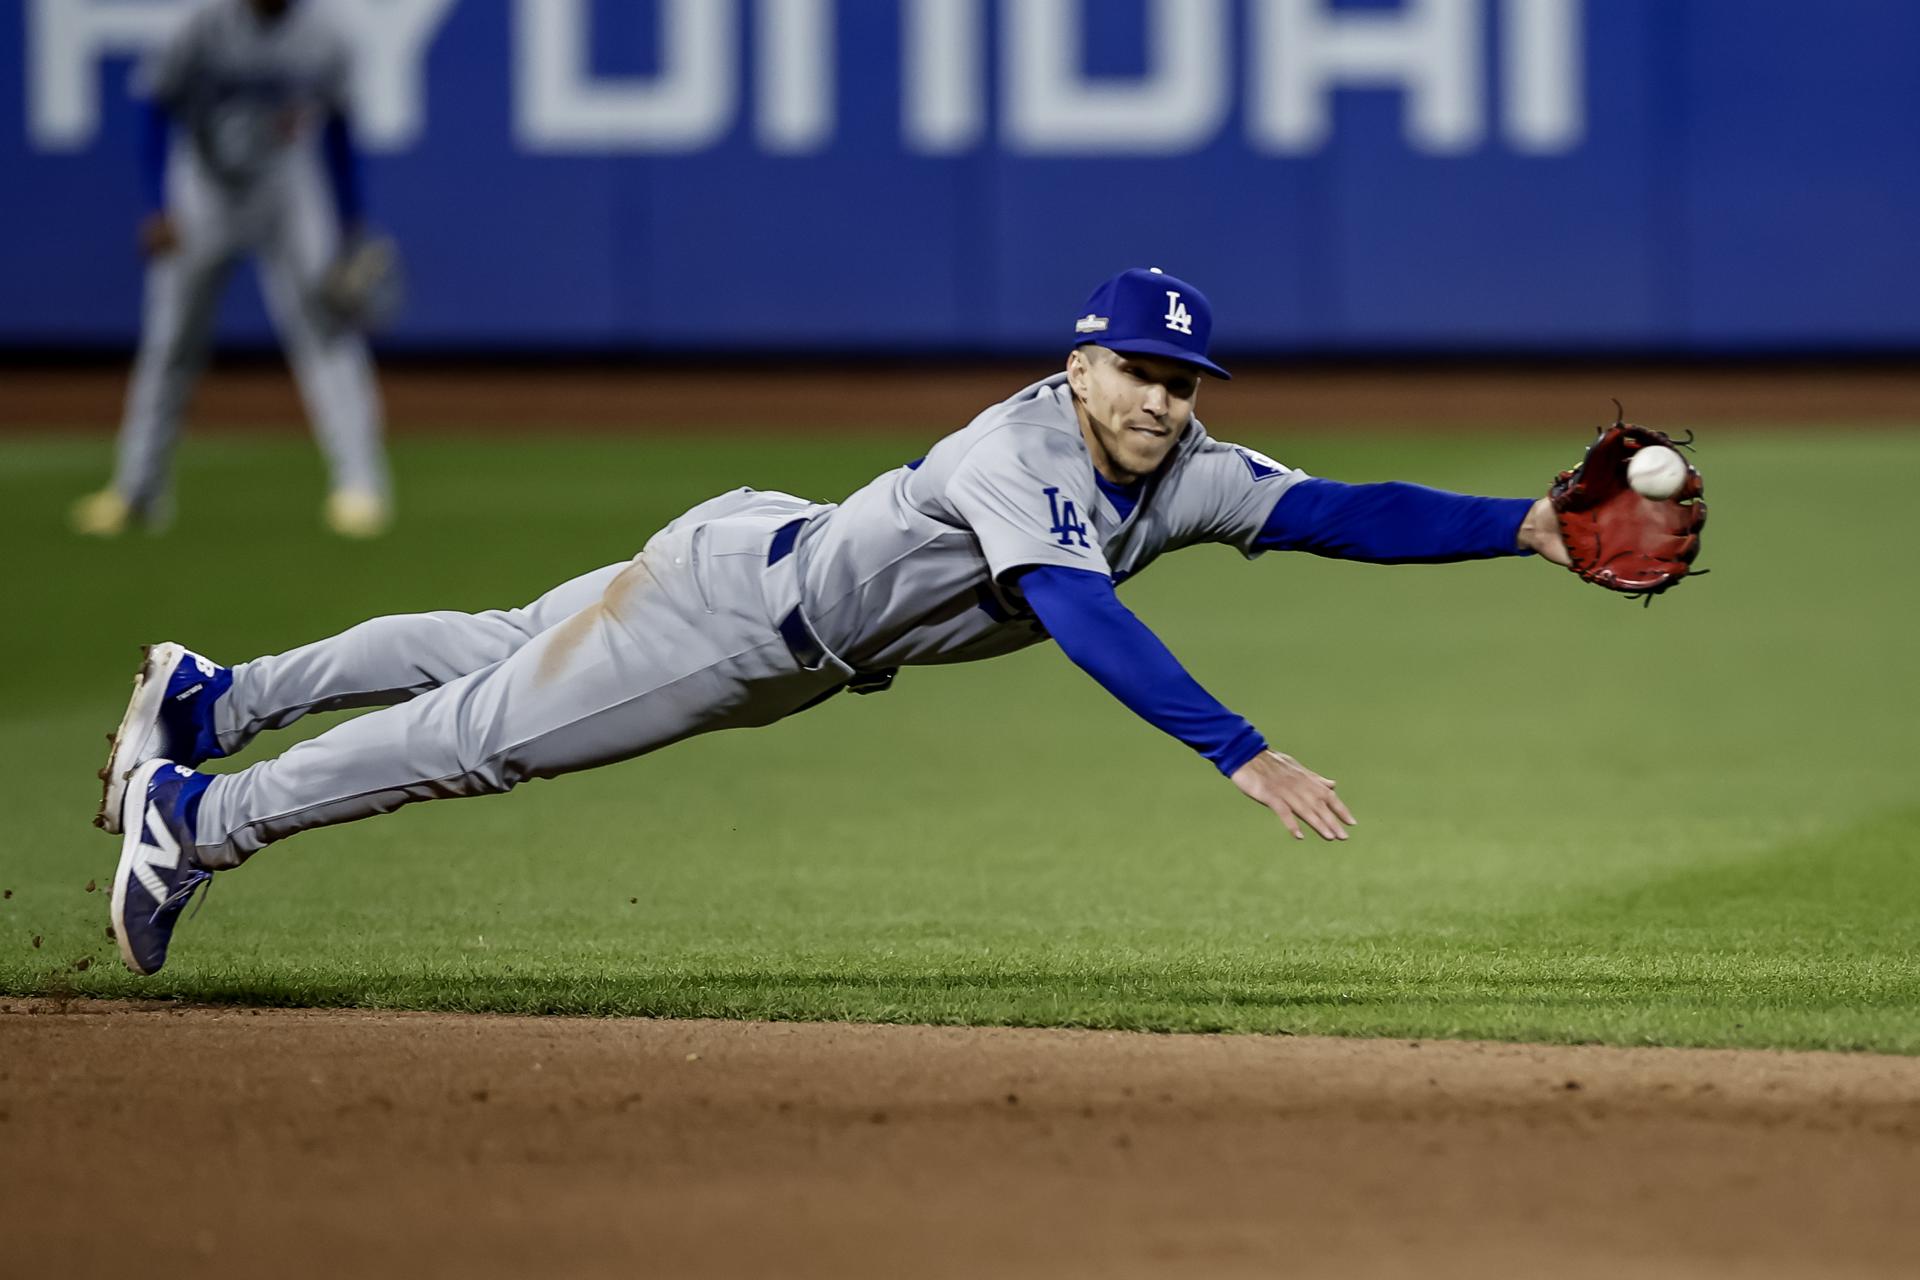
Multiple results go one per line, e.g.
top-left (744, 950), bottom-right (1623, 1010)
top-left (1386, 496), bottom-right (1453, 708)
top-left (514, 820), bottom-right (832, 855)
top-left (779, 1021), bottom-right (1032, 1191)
top-left (191, 491), bottom-right (848, 868)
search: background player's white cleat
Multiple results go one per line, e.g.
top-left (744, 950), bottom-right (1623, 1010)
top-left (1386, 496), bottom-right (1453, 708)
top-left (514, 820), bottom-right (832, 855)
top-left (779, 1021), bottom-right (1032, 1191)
top-left (70, 489), bottom-right (133, 537)
top-left (324, 489), bottom-right (392, 539)
top-left (70, 489), bottom-right (171, 537)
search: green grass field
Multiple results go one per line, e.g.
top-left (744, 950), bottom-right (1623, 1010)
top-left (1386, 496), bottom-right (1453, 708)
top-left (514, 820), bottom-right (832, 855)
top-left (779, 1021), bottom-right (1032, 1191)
top-left (2, 426), bottom-right (1915, 1051)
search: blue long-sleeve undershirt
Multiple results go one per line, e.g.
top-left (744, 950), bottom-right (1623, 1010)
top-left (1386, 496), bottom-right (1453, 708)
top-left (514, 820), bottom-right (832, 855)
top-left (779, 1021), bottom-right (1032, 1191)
top-left (1016, 564), bottom-right (1267, 776)
top-left (321, 112), bottom-right (364, 229)
top-left (1258, 478), bottom-right (1534, 563)
top-left (138, 99), bottom-right (170, 214)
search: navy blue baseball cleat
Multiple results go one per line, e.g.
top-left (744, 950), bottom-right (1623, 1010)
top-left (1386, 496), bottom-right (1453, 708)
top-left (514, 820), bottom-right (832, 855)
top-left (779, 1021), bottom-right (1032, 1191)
top-left (110, 759), bottom-right (216, 976)
top-left (96, 643), bottom-right (230, 835)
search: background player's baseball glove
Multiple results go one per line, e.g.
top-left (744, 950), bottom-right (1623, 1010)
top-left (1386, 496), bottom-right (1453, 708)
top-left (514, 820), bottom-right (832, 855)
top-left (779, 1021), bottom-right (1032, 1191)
top-left (314, 233), bottom-right (405, 336)
top-left (1549, 413), bottom-right (1707, 600)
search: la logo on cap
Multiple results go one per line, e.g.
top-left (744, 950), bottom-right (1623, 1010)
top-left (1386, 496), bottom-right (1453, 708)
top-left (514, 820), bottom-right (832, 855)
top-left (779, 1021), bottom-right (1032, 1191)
top-left (1068, 265), bottom-right (1232, 380)
top-left (1163, 291), bottom-right (1193, 335)
top-left (1147, 266), bottom-right (1194, 336)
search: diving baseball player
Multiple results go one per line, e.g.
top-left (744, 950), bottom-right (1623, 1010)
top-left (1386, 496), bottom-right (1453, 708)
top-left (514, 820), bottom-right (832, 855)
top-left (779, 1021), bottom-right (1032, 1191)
top-left (71, 0), bottom-right (394, 540)
top-left (98, 267), bottom-right (1578, 976)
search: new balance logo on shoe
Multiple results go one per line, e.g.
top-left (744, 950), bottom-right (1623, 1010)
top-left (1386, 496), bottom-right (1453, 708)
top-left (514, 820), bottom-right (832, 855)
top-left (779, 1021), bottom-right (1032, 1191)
top-left (134, 800), bottom-right (184, 905)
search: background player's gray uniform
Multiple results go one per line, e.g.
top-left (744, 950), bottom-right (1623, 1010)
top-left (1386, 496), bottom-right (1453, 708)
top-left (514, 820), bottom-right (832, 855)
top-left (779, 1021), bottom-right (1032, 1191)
top-left (112, 0), bottom-right (388, 513)
top-left (189, 375), bottom-right (1308, 866)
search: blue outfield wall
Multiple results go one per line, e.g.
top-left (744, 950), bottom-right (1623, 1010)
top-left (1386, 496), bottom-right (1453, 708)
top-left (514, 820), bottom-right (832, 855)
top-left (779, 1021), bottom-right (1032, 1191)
top-left (3, 0), bottom-right (1918, 354)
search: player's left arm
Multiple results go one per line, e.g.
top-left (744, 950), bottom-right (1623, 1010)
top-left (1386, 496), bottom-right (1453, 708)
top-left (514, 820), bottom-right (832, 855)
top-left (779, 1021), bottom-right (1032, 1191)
top-left (1256, 479), bottom-right (1569, 566)
top-left (135, 99), bottom-right (177, 257)
top-left (317, 33), bottom-right (366, 234)
top-left (320, 110), bottom-right (366, 234)
top-left (309, 37), bottom-right (406, 334)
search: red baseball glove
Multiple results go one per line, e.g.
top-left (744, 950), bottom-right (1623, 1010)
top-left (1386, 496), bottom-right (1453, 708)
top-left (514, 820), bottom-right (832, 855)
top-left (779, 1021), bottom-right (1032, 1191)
top-left (1549, 411), bottom-right (1707, 600)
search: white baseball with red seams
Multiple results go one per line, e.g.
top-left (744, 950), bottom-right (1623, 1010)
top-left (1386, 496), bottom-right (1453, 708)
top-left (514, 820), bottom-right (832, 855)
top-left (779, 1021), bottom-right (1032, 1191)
top-left (1627, 444), bottom-right (1688, 500)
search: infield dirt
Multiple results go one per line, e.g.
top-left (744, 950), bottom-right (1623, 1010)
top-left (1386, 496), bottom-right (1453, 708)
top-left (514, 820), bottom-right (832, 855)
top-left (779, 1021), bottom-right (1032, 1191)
top-left (5, 999), bottom-right (1917, 1279)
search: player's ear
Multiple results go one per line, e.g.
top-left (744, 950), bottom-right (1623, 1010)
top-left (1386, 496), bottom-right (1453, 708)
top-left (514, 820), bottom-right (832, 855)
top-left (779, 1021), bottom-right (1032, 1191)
top-left (1065, 346), bottom-right (1091, 394)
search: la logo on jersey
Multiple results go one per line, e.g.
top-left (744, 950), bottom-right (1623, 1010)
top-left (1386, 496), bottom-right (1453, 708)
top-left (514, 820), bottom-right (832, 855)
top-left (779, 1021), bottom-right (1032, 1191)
top-left (1044, 486), bottom-right (1090, 548)
top-left (1163, 290), bottom-right (1194, 336)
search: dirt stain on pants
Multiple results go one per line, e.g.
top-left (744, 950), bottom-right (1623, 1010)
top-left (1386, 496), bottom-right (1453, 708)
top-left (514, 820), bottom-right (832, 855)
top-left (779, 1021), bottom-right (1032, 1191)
top-left (535, 555), bottom-right (655, 687)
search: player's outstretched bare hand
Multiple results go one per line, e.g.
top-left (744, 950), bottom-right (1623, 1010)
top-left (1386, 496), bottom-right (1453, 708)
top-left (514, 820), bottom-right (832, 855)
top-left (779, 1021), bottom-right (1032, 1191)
top-left (1230, 750), bottom-right (1355, 842)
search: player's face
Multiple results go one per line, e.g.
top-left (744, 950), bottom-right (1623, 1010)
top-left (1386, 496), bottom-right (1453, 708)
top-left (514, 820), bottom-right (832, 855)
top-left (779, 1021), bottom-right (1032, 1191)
top-left (1067, 346), bottom-right (1201, 484)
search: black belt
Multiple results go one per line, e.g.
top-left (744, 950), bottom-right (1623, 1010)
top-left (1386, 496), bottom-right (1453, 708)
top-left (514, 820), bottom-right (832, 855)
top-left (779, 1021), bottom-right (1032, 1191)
top-left (776, 606), bottom-right (829, 671)
top-left (768, 516), bottom-right (805, 566)
top-left (768, 517), bottom-right (894, 694)
top-left (768, 518), bottom-right (825, 670)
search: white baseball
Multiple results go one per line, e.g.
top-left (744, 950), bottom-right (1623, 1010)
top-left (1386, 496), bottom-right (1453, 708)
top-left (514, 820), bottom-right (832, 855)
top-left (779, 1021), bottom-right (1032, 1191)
top-left (1627, 444), bottom-right (1688, 501)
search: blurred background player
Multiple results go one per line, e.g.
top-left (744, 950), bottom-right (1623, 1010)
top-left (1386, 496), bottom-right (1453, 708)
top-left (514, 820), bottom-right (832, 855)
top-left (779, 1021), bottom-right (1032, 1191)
top-left (70, 0), bottom-right (393, 540)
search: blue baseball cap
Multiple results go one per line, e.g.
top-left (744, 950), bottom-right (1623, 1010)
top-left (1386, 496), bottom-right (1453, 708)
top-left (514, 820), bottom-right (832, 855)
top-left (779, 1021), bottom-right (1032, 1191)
top-left (1070, 267), bottom-right (1230, 380)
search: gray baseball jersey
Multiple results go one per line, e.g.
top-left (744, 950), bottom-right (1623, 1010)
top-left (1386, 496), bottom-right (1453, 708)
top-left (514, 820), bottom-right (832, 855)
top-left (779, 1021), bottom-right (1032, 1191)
top-left (187, 374), bottom-right (1304, 867)
top-left (802, 373), bottom-right (1310, 670)
top-left (139, 0), bottom-right (353, 191)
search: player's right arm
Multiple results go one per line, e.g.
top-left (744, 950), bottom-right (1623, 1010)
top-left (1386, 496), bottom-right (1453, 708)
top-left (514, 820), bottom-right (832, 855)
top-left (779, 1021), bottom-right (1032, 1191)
top-left (938, 424), bottom-right (1352, 843)
top-left (131, 8), bottom-right (201, 258)
top-left (1016, 565), bottom-right (1354, 843)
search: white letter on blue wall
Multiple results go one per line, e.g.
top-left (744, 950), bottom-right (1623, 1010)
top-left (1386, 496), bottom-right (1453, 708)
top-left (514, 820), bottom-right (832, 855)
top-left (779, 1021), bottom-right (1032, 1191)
top-left (1004, 0), bottom-right (1229, 155)
top-left (27, 0), bottom-right (187, 149)
top-left (517, 0), bottom-right (737, 151)
top-left (1250, 0), bottom-right (1482, 154)
top-left (1502, 0), bottom-right (1582, 152)
top-left (333, 0), bottom-right (459, 149)
top-left (757, 0), bottom-right (834, 153)
top-left (903, 0), bottom-right (984, 154)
